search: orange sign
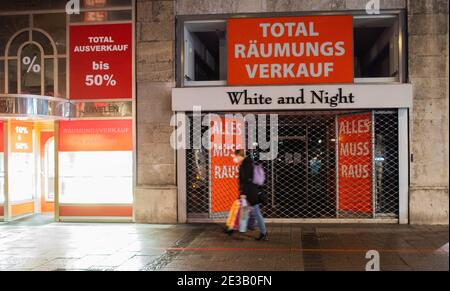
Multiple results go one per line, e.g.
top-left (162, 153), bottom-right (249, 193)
top-left (59, 120), bottom-right (132, 152)
top-left (10, 121), bottom-right (33, 153)
top-left (338, 113), bottom-right (372, 214)
top-left (210, 116), bottom-right (244, 214)
top-left (227, 15), bottom-right (353, 85)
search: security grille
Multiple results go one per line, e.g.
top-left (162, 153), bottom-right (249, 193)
top-left (186, 118), bottom-right (210, 219)
top-left (374, 112), bottom-right (399, 217)
top-left (185, 110), bottom-right (399, 220)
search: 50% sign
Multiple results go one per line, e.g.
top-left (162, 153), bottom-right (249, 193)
top-left (85, 74), bottom-right (117, 87)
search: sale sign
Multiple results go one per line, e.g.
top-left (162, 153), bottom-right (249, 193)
top-left (59, 120), bottom-right (132, 152)
top-left (10, 121), bottom-right (33, 153)
top-left (210, 116), bottom-right (244, 214)
top-left (69, 23), bottom-right (132, 99)
top-left (227, 16), bottom-right (353, 85)
top-left (337, 113), bottom-right (372, 214)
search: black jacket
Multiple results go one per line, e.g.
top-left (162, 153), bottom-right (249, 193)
top-left (238, 157), bottom-right (259, 206)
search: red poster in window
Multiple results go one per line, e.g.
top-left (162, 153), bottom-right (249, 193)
top-left (210, 116), bottom-right (244, 214)
top-left (228, 15), bottom-right (353, 85)
top-left (337, 113), bottom-right (372, 214)
top-left (69, 23), bottom-right (132, 99)
top-left (59, 120), bottom-right (132, 151)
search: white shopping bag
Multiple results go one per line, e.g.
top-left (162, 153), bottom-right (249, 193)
top-left (239, 198), bottom-right (250, 233)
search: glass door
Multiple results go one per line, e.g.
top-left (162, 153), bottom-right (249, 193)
top-left (41, 135), bottom-right (55, 214)
top-left (8, 120), bottom-right (36, 219)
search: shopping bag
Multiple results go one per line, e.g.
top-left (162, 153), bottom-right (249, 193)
top-left (239, 199), bottom-right (250, 233)
top-left (247, 207), bottom-right (256, 230)
top-left (226, 199), bottom-right (241, 230)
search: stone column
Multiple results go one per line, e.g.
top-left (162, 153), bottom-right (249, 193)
top-left (135, 0), bottom-right (177, 223)
top-left (408, 0), bottom-right (449, 224)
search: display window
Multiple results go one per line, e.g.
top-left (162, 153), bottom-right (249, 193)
top-left (1, 1), bottom-right (134, 222)
top-left (58, 119), bottom-right (133, 218)
top-left (8, 121), bottom-right (36, 218)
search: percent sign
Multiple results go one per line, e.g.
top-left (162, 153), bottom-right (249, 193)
top-left (22, 56), bottom-right (41, 73)
top-left (104, 74), bottom-right (117, 86)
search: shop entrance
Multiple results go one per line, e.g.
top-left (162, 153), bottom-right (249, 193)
top-left (1, 118), bottom-right (134, 223)
top-left (1, 120), bottom-right (55, 222)
top-left (185, 110), bottom-right (400, 221)
top-left (40, 133), bottom-right (55, 215)
top-left (261, 114), bottom-right (337, 219)
top-left (272, 137), bottom-right (308, 217)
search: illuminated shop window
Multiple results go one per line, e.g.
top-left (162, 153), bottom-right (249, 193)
top-left (8, 122), bottom-right (35, 203)
top-left (58, 120), bottom-right (133, 205)
top-left (44, 138), bottom-right (55, 202)
top-left (59, 151), bottom-right (133, 204)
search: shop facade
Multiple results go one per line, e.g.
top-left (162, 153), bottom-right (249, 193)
top-left (163, 0), bottom-right (448, 225)
top-left (0, 0), bottom-right (135, 222)
top-left (1, 0), bottom-right (448, 225)
top-left (171, 8), bottom-right (414, 224)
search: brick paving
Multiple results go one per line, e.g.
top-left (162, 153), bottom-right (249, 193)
top-left (0, 217), bottom-right (448, 271)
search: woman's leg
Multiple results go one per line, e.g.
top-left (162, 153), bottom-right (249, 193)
top-left (253, 204), bottom-right (267, 235)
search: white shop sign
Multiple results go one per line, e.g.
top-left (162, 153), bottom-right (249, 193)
top-left (172, 84), bottom-right (413, 111)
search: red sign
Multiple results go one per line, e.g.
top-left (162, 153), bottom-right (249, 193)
top-left (210, 116), bottom-right (244, 214)
top-left (69, 23), bottom-right (132, 99)
top-left (228, 16), bottom-right (353, 85)
top-left (337, 113), bottom-right (372, 214)
top-left (59, 120), bottom-right (132, 152)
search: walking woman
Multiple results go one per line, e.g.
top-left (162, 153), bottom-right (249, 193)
top-left (230, 149), bottom-right (268, 241)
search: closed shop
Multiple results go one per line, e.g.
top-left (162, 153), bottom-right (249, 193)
top-left (172, 11), bottom-right (412, 223)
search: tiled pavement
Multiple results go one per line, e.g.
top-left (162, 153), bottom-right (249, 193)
top-left (0, 218), bottom-right (448, 271)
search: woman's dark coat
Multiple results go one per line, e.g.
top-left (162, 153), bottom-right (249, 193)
top-left (238, 156), bottom-right (259, 206)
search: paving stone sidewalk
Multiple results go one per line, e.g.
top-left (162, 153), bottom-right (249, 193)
top-left (0, 219), bottom-right (448, 271)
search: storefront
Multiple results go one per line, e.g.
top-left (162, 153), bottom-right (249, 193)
top-left (172, 11), bottom-right (413, 223)
top-left (0, 0), bottom-right (135, 222)
top-left (1, 1), bottom-right (445, 225)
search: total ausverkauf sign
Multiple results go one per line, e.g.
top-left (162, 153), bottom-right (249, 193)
top-left (227, 16), bottom-right (353, 85)
top-left (69, 23), bottom-right (132, 100)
